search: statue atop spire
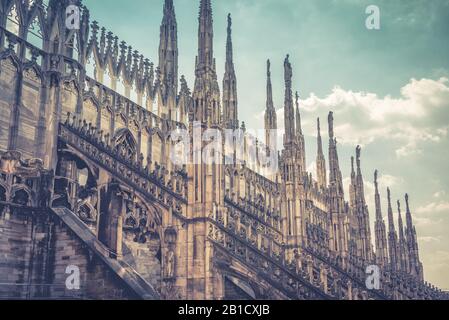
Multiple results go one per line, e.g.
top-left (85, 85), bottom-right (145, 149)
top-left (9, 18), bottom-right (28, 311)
top-left (283, 55), bottom-right (295, 147)
top-left (328, 111), bottom-right (335, 140)
top-left (266, 59), bottom-right (274, 111)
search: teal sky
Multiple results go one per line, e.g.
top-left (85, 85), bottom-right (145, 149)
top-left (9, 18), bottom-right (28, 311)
top-left (83, 0), bottom-right (449, 289)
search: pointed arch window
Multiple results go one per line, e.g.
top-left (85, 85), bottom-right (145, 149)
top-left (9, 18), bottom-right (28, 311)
top-left (27, 16), bottom-right (43, 49)
top-left (114, 128), bottom-right (138, 161)
top-left (6, 4), bottom-right (20, 36)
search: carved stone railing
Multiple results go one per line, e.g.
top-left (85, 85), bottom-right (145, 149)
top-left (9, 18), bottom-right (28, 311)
top-left (84, 75), bottom-right (187, 133)
top-left (224, 195), bottom-right (281, 235)
top-left (300, 242), bottom-right (448, 300)
top-left (207, 218), bottom-right (331, 300)
top-left (58, 121), bottom-right (187, 215)
top-left (209, 206), bottom-right (395, 300)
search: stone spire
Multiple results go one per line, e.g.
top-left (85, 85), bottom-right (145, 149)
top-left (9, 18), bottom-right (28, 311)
top-left (328, 112), bottom-right (344, 197)
top-left (387, 188), bottom-right (399, 271)
top-left (355, 146), bottom-right (373, 260)
top-left (374, 170), bottom-right (388, 267)
top-left (349, 156), bottom-right (356, 209)
top-left (197, 0), bottom-right (214, 69)
top-left (327, 112), bottom-right (347, 254)
top-left (316, 118), bottom-right (327, 189)
top-left (397, 200), bottom-right (409, 272)
top-left (295, 92), bottom-right (306, 172)
top-left (283, 55), bottom-right (295, 147)
top-left (192, 0), bottom-right (221, 125)
top-left (264, 59), bottom-right (277, 153)
top-left (222, 14), bottom-right (238, 129)
top-left (158, 0), bottom-right (178, 120)
top-left (295, 92), bottom-right (302, 136)
top-left (404, 194), bottom-right (424, 280)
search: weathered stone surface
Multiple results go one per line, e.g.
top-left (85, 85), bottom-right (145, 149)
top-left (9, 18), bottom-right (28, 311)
top-left (0, 0), bottom-right (446, 301)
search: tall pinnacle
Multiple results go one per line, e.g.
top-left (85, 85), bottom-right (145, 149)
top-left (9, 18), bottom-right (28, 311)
top-left (398, 200), bottom-right (405, 239)
top-left (266, 59), bottom-right (274, 111)
top-left (374, 170), bottom-right (388, 266)
top-left (197, 0), bottom-right (214, 69)
top-left (265, 59), bottom-right (277, 152)
top-left (295, 91), bottom-right (306, 173)
top-left (316, 118), bottom-right (327, 189)
top-left (222, 13), bottom-right (238, 129)
top-left (405, 193), bottom-right (414, 230)
top-left (328, 112), bottom-right (343, 195)
top-left (404, 193), bottom-right (423, 280)
top-left (374, 170), bottom-right (382, 220)
top-left (387, 187), bottom-right (399, 271)
top-left (225, 14), bottom-right (233, 67)
top-left (192, 0), bottom-right (221, 125)
top-left (295, 92), bottom-right (302, 136)
top-left (158, 0), bottom-right (178, 103)
top-left (387, 188), bottom-right (395, 232)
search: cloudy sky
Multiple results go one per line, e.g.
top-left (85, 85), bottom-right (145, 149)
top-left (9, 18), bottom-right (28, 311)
top-left (83, 0), bottom-right (449, 289)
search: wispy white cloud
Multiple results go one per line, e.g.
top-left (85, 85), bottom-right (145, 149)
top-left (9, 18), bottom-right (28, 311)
top-left (264, 78), bottom-right (449, 158)
top-left (416, 201), bottom-right (449, 215)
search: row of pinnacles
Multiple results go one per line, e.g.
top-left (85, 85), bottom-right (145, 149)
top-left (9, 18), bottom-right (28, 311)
top-left (0, 0), bottom-right (447, 299)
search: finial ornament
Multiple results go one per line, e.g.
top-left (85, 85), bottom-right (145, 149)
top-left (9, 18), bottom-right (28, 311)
top-left (374, 170), bottom-right (379, 189)
top-left (355, 145), bottom-right (362, 171)
top-left (267, 59), bottom-right (271, 76)
top-left (328, 112), bottom-right (334, 139)
top-left (284, 54), bottom-right (292, 84)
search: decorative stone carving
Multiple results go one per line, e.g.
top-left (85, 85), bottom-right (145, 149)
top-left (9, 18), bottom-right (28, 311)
top-left (0, 151), bottom-right (45, 177)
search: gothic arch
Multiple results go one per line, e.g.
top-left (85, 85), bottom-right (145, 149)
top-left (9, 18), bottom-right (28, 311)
top-left (113, 128), bottom-right (138, 159)
top-left (0, 54), bottom-right (21, 73)
top-left (26, 13), bottom-right (44, 49)
top-left (58, 148), bottom-right (99, 183)
top-left (23, 62), bottom-right (43, 82)
top-left (5, 3), bottom-right (20, 36)
top-left (11, 187), bottom-right (31, 206)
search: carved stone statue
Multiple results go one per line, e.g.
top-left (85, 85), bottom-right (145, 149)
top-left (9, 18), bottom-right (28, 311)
top-left (165, 249), bottom-right (175, 278)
